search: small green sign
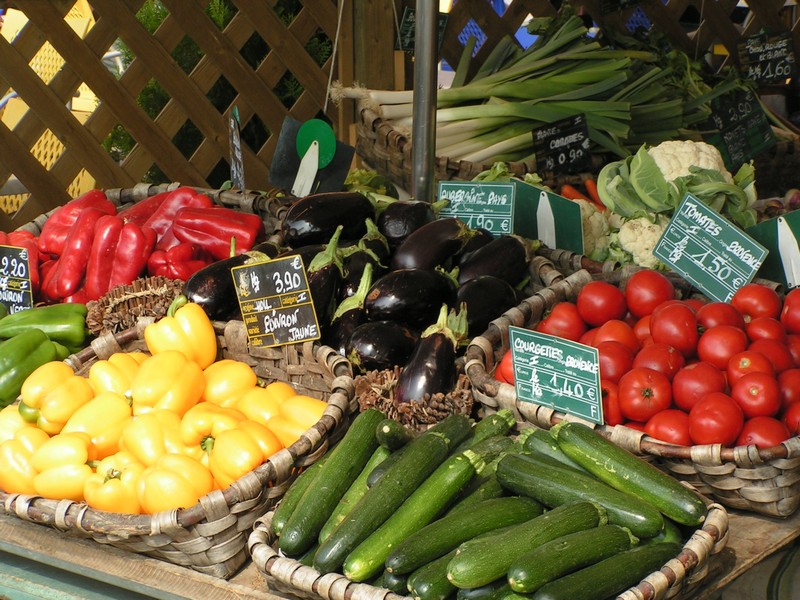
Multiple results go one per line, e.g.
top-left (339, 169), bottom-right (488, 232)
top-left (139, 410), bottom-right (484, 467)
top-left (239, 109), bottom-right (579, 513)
top-left (747, 210), bottom-right (800, 290)
top-left (437, 181), bottom-right (514, 234)
top-left (509, 326), bottom-right (603, 424)
top-left (654, 194), bottom-right (768, 302)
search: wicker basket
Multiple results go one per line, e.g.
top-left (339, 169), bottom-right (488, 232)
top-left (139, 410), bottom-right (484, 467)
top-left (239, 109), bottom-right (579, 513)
top-left (0, 319), bottom-right (358, 579)
top-left (247, 492), bottom-right (729, 600)
top-left (464, 267), bottom-right (800, 518)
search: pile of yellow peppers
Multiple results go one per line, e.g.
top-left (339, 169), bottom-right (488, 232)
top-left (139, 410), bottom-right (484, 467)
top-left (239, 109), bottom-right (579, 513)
top-left (0, 296), bottom-right (328, 515)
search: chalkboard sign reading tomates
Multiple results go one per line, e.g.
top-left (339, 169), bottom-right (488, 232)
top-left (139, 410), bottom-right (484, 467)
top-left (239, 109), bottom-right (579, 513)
top-left (0, 245), bottom-right (33, 314)
top-left (532, 114), bottom-right (591, 174)
top-left (738, 31), bottom-right (797, 86)
top-left (508, 326), bottom-right (603, 424)
top-left (231, 255), bottom-right (320, 348)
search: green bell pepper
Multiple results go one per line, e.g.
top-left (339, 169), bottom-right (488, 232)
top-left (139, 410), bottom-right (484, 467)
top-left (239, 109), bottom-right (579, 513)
top-left (0, 328), bottom-right (60, 408)
top-left (0, 302), bottom-right (88, 348)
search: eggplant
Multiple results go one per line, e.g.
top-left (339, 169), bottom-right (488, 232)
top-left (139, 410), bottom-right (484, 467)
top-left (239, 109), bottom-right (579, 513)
top-left (457, 234), bottom-right (536, 286)
top-left (346, 320), bottom-right (419, 373)
top-left (364, 268), bottom-right (457, 330)
top-left (456, 227), bottom-right (494, 262)
top-left (306, 226), bottom-right (345, 328)
top-left (324, 263), bottom-right (373, 357)
top-left (251, 239), bottom-right (284, 259)
top-left (377, 198), bottom-right (449, 248)
top-left (276, 243), bottom-right (325, 270)
top-left (394, 304), bottom-right (468, 403)
top-left (339, 245), bottom-right (385, 302)
top-left (358, 218), bottom-right (391, 265)
top-left (184, 249), bottom-right (271, 320)
top-left (390, 218), bottom-right (476, 271)
top-left (282, 191), bottom-right (376, 247)
top-left (456, 275), bottom-right (518, 337)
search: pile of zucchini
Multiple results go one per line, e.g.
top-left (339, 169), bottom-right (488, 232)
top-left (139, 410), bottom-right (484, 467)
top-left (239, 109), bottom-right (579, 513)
top-left (269, 411), bottom-right (708, 600)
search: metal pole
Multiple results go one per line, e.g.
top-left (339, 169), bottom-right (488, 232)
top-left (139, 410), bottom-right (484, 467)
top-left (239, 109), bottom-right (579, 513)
top-left (411, 0), bottom-right (438, 201)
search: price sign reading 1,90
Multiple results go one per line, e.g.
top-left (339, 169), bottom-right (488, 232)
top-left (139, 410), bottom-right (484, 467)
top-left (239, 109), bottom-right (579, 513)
top-left (231, 255), bottom-right (320, 348)
top-left (437, 181), bottom-right (514, 235)
top-left (508, 326), bottom-right (603, 424)
top-left (0, 245), bottom-right (33, 314)
top-left (653, 194), bottom-right (768, 303)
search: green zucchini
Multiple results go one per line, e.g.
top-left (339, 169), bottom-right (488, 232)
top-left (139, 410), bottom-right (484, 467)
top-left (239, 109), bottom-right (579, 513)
top-left (407, 550), bottom-right (458, 600)
top-left (530, 542), bottom-right (682, 600)
top-left (522, 427), bottom-right (585, 472)
top-left (495, 452), bottom-right (664, 539)
top-left (551, 422), bottom-right (706, 526)
top-left (452, 409), bottom-right (516, 454)
top-left (278, 408), bottom-right (385, 556)
top-left (446, 501), bottom-right (607, 589)
top-left (271, 454), bottom-right (329, 536)
top-left (367, 443), bottom-right (407, 487)
top-left (297, 543), bottom-right (319, 567)
top-left (641, 516), bottom-right (684, 546)
top-left (485, 583), bottom-right (528, 599)
top-left (376, 418), bottom-right (418, 450)
top-left (386, 496), bottom-right (543, 575)
top-left (507, 524), bottom-right (636, 593)
top-left (318, 445), bottom-right (392, 543)
top-left (456, 579), bottom-right (507, 600)
top-left (343, 435), bottom-right (512, 581)
top-left (313, 413), bottom-right (472, 574)
top-left (381, 568), bottom-right (408, 594)
top-left (447, 473), bottom-right (506, 516)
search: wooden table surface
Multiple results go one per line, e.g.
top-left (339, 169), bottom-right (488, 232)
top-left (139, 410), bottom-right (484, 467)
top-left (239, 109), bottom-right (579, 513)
top-left (2, 507), bottom-right (800, 600)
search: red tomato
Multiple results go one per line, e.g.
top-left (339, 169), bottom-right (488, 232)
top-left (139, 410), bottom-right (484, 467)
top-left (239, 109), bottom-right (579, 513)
top-left (746, 317), bottom-right (787, 342)
top-left (731, 283), bottom-right (782, 320)
top-left (536, 302), bottom-right (587, 342)
top-left (644, 409), bottom-right (691, 446)
top-left (596, 340), bottom-right (635, 385)
top-left (783, 401), bottom-right (800, 436)
top-left (778, 368), bottom-right (800, 410)
top-left (672, 361), bottom-right (728, 412)
top-left (632, 343), bottom-right (686, 381)
top-left (576, 281), bottom-right (627, 327)
top-left (632, 315), bottom-right (651, 343)
top-left (730, 371), bottom-right (781, 418)
top-left (696, 325), bottom-right (748, 370)
top-left (689, 392), bottom-right (744, 446)
top-left (624, 270), bottom-right (675, 318)
top-left (695, 302), bottom-right (746, 331)
top-left (780, 288), bottom-right (800, 334)
top-left (736, 416), bottom-right (791, 448)
top-left (786, 334), bottom-right (800, 368)
top-left (617, 367), bottom-right (672, 422)
top-left (747, 339), bottom-right (794, 374)
top-left (579, 328), bottom-right (597, 346)
top-left (727, 350), bottom-right (775, 384)
top-left (649, 302), bottom-right (699, 358)
top-left (683, 298), bottom-right (707, 312)
top-left (601, 380), bottom-right (624, 426)
top-left (496, 349), bottom-right (514, 384)
top-left (591, 319), bottom-right (640, 353)
top-left (624, 421), bottom-right (647, 432)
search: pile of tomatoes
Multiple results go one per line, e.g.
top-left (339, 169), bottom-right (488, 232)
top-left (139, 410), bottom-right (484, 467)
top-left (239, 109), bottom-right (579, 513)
top-left (495, 270), bottom-right (800, 448)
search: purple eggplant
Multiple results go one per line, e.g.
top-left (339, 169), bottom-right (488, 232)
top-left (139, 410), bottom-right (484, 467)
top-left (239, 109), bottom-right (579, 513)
top-left (358, 218), bottom-right (391, 264)
top-left (377, 198), bottom-right (449, 248)
top-left (306, 226), bottom-right (344, 328)
top-left (347, 320), bottom-right (419, 373)
top-left (457, 234), bottom-right (536, 286)
top-left (456, 275), bottom-right (518, 337)
top-left (339, 245), bottom-right (385, 302)
top-left (394, 304), bottom-right (468, 403)
top-left (389, 218), bottom-right (476, 271)
top-left (276, 243), bottom-right (325, 270)
top-left (456, 227), bottom-right (494, 261)
top-left (282, 191), bottom-right (376, 247)
top-left (325, 263), bottom-right (373, 357)
top-left (364, 268), bottom-right (457, 330)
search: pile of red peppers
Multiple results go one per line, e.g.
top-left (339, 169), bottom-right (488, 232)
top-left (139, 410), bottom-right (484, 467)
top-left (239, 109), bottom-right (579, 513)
top-left (5, 186), bottom-right (266, 304)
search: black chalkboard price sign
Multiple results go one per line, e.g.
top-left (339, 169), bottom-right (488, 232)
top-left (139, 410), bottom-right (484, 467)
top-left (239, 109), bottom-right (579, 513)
top-left (532, 114), bottom-right (591, 174)
top-left (231, 255), bottom-right (320, 348)
top-left (228, 106), bottom-right (246, 191)
top-left (396, 7), bottom-right (449, 54)
top-left (0, 245), bottom-right (34, 314)
top-left (738, 31), bottom-right (797, 86)
top-left (599, 0), bottom-right (645, 15)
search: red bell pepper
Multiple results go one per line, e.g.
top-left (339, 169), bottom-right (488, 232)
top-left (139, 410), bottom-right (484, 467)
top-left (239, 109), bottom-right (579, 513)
top-left (84, 215), bottom-right (157, 300)
top-left (143, 187), bottom-right (214, 247)
top-left (40, 207), bottom-right (107, 302)
top-left (172, 206), bottom-right (265, 261)
top-left (117, 190), bottom-right (172, 227)
top-left (147, 242), bottom-right (213, 281)
top-left (38, 190), bottom-right (116, 257)
top-left (0, 230), bottom-right (41, 296)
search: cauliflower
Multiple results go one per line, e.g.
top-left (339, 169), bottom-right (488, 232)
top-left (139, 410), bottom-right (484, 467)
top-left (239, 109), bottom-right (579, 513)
top-left (574, 198), bottom-right (610, 261)
top-left (647, 140), bottom-right (733, 184)
top-left (608, 213), bottom-right (670, 270)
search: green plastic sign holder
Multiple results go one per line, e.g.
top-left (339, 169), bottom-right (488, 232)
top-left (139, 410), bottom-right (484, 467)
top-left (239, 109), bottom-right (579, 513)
top-left (747, 210), bottom-right (800, 290)
top-left (0, 245), bottom-right (34, 314)
top-left (653, 194), bottom-right (768, 302)
top-left (509, 326), bottom-right (603, 424)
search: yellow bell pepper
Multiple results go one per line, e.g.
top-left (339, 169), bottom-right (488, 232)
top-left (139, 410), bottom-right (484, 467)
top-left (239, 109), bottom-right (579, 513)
top-left (84, 450), bottom-right (144, 515)
top-left (88, 351), bottom-right (148, 397)
top-left (130, 350), bottom-right (205, 416)
top-left (279, 394), bottom-right (328, 430)
top-left (235, 386), bottom-right (284, 426)
top-left (144, 295), bottom-right (217, 369)
top-left (0, 426), bottom-right (50, 494)
top-left (0, 404), bottom-right (34, 445)
top-left (20, 361), bottom-right (95, 435)
top-left (208, 420), bottom-right (283, 489)
top-left (31, 431), bottom-right (96, 501)
top-left (180, 402), bottom-right (247, 456)
top-left (61, 391), bottom-right (133, 459)
top-left (119, 409), bottom-right (190, 467)
top-left (202, 359), bottom-right (258, 407)
top-left (266, 415), bottom-right (308, 448)
top-left (137, 453), bottom-right (215, 514)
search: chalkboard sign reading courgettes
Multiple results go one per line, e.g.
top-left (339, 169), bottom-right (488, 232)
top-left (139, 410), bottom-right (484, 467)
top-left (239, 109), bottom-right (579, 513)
top-left (231, 255), bottom-right (320, 348)
top-left (0, 245), bottom-right (34, 314)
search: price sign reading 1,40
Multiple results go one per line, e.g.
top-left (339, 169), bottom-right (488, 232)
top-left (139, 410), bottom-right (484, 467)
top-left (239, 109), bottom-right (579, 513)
top-left (0, 245), bottom-right (33, 314)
